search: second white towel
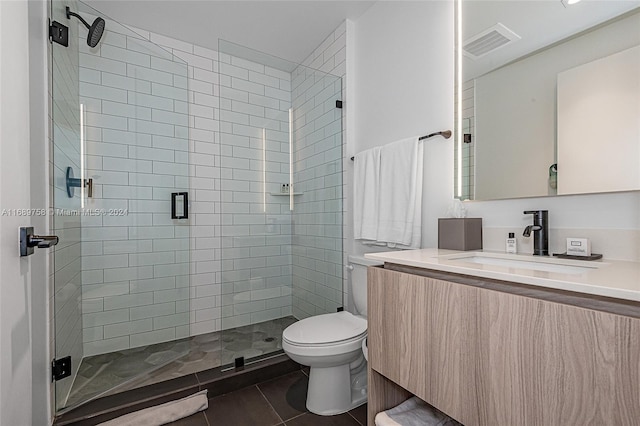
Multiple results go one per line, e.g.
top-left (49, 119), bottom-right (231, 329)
top-left (376, 136), bottom-right (423, 249)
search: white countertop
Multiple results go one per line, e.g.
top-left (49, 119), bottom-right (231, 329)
top-left (365, 248), bottom-right (640, 302)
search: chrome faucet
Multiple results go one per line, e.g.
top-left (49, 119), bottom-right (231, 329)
top-left (523, 210), bottom-right (549, 256)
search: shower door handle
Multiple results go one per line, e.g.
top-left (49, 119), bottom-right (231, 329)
top-left (20, 227), bottom-right (59, 256)
top-left (85, 178), bottom-right (93, 198)
top-left (171, 192), bottom-right (188, 219)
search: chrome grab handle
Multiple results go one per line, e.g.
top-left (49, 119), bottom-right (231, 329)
top-left (29, 234), bottom-right (59, 248)
top-left (345, 264), bottom-right (354, 271)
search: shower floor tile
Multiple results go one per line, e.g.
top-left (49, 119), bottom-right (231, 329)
top-left (64, 316), bottom-right (297, 410)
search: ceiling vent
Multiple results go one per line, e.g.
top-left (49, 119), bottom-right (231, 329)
top-left (463, 23), bottom-right (521, 59)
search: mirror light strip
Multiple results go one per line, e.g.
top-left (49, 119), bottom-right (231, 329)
top-left (289, 108), bottom-right (293, 211)
top-left (80, 103), bottom-right (85, 208)
top-left (262, 128), bottom-right (266, 213)
top-left (456, 0), bottom-right (463, 198)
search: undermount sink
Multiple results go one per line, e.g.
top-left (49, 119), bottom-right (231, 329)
top-left (440, 252), bottom-right (604, 275)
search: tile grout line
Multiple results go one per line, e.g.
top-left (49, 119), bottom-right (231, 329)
top-left (255, 384), bottom-right (285, 426)
top-left (346, 409), bottom-right (364, 426)
top-left (282, 411), bottom-right (308, 424)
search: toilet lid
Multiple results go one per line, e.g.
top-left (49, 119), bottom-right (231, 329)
top-left (283, 312), bottom-right (367, 345)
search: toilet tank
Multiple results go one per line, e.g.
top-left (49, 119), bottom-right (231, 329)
top-left (348, 255), bottom-right (383, 317)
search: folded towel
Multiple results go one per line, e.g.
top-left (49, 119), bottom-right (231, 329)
top-left (353, 146), bottom-right (381, 242)
top-left (376, 137), bottom-right (423, 249)
top-left (374, 396), bottom-right (461, 426)
top-left (97, 390), bottom-right (208, 426)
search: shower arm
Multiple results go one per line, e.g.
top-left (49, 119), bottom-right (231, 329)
top-left (66, 7), bottom-right (91, 29)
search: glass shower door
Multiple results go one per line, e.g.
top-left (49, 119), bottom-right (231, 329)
top-left (218, 41), bottom-right (297, 366)
top-left (218, 40), bottom-right (344, 367)
top-left (51, 0), bottom-right (191, 412)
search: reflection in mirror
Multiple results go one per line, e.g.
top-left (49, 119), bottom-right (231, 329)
top-left (455, 1), bottom-right (640, 201)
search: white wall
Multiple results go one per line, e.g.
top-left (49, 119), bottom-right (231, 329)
top-left (0, 1), bottom-right (50, 424)
top-left (557, 45), bottom-right (640, 195)
top-left (29, 0), bottom-right (53, 422)
top-left (349, 0), bottom-right (454, 258)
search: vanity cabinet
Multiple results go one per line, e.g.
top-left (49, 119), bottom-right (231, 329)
top-left (367, 265), bottom-right (640, 426)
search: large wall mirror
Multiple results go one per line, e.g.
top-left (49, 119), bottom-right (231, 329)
top-left (454, 1), bottom-right (640, 201)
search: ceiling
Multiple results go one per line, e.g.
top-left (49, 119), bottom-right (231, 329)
top-left (463, 0), bottom-right (640, 80)
top-left (82, 0), bottom-right (375, 65)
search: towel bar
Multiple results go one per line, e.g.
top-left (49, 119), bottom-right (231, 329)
top-left (350, 130), bottom-right (451, 161)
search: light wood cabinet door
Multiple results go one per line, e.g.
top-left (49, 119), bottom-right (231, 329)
top-left (368, 267), bottom-right (477, 422)
top-left (470, 289), bottom-right (640, 426)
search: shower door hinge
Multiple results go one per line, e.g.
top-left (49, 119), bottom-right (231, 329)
top-left (52, 356), bottom-right (72, 382)
top-left (49, 20), bottom-right (69, 47)
top-left (335, 100), bottom-right (343, 109)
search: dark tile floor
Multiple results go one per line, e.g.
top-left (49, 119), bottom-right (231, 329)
top-left (166, 370), bottom-right (367, 426)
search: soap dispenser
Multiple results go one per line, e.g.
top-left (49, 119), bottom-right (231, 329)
top-left (506, 232), bottom-right (517, 254)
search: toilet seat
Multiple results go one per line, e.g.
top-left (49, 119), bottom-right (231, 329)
top-left (283, 312), bottom-right (367, 347)
top-left (283, 331), bottom-right (366, 348)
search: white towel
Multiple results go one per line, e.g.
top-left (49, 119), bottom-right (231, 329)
top-left (97, 390), bottom-right (208, 426)
top-left (353, 146), bottom-right (381, 242)
top-left (376, 136), bottom-right (423, 249)
top-left (374, 396), bottom-right (461, 426)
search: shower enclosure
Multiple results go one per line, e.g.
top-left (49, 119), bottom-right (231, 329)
top-left (50, 0), bottom-right (343, 414)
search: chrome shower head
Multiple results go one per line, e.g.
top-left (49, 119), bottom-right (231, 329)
top-left (66, 6), bottom-right (105, 48)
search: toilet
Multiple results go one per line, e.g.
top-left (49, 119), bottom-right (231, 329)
top-left (282, 255), bottom-right (382, 415)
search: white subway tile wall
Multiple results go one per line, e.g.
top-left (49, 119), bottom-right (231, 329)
top-left (462, 80), bottom-right (476, 200)
top-left (78, 22), bottom-right (191, 356)
top-left (71, 15), bottom-right (346, 356)
top-left (455, 79), bottom-right (474, 200)
top-left (219, 51), bottom-right (294, 330)
top-left (292, 23), bottom-right (347, 318)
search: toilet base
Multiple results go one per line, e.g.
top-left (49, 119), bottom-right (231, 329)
top-left (306, 359), bottom-right (368, 416)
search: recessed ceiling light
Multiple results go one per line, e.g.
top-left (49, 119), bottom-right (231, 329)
top-left (567, 0), bottom-right (582, 4)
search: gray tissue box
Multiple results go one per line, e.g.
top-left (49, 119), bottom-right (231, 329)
top-left (438, 218), bottom-right (483, 251)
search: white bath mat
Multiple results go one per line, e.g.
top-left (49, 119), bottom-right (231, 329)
top-left (98, 389), bottom-right (208, 426)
